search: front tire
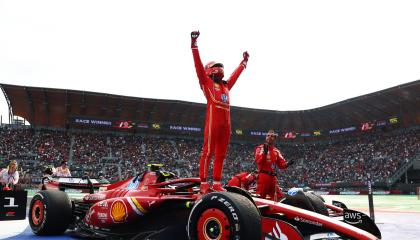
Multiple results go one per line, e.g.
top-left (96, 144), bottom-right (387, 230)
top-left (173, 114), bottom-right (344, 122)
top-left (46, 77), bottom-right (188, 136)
top-left (187, 192), bottom-right (261, 240)
top-left (29, 190), bottom-right (73, 235)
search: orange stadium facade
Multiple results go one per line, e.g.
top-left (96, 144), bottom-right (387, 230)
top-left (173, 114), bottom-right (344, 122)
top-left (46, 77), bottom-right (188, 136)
top-left (1, 80), bottom-right (419, 142)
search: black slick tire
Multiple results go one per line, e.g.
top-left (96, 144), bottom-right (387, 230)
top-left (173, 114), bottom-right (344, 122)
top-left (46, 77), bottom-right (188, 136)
top-left (187, 192), bottom-right (261, 240)
top-left (28, 190), bottom-right (73, 235)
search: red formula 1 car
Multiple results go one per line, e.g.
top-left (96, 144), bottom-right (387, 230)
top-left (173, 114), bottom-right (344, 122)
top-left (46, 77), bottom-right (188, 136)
top-left (29, 165), bottom-right (381, 240)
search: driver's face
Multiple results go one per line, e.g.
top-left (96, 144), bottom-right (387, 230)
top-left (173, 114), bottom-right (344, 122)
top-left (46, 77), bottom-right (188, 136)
top-left (265, 133), bottom-right (277, 145)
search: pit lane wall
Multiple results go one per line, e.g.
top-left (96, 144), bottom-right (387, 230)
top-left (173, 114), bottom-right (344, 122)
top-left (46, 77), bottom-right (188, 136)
top-left (308, 182), bottom-right (420, 195)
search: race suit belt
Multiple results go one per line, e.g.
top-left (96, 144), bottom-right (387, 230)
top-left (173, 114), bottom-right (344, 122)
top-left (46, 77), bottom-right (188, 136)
top-left (259, 170), bottom-right (276, 177)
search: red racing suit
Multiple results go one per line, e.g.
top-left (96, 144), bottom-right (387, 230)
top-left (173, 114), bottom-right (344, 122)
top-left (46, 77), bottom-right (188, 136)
top-left (192, 47), bottom-right (246, 182)
top-left (227, 172), bottom-right (257, 190)
top-left (254, 144), bottom-right (287, 201)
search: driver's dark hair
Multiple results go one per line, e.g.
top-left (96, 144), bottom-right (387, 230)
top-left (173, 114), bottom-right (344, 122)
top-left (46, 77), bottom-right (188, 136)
top-left (211, 63), bottom-right (224, 68)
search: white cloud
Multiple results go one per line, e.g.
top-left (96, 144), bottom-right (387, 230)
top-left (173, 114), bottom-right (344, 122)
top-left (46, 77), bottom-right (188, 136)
top-left (1, 0), bottom-right (419, 122)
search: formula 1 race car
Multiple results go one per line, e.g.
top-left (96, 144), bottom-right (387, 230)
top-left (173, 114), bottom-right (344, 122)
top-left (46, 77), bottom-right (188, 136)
top-left (28, 164), bottom-right (382, 240)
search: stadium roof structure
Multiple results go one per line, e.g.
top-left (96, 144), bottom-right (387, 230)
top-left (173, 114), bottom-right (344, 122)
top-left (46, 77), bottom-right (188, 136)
top-left (1, 80), bottom-right (419, 133)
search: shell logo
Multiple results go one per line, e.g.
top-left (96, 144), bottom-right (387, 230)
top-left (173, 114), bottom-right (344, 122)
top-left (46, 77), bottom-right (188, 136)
top-left (110, 200), bottom-right (127, 223)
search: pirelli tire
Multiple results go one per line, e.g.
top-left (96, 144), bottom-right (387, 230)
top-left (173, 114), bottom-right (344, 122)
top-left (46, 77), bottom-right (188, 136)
top-left (187, 192), bottom-right (261, 240)
top-left (29, 190), bottom-right (73, 235)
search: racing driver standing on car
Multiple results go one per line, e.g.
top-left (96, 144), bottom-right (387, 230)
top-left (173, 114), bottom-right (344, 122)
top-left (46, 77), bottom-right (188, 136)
top-left (191, 30), bottom-right (249, 193)
top-left (255, 130), bottom-right (295, 201)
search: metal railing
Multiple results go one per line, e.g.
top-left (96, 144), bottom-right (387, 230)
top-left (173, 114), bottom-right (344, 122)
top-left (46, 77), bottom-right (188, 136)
top-left (387, 155), bottom-right (419, 186)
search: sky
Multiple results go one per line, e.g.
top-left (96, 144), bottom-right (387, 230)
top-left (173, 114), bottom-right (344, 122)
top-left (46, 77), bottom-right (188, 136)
top-left (1, 0), bottom-right (420, 124)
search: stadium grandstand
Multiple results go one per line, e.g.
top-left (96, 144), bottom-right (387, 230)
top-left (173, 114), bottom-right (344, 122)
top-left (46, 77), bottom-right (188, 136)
top-left (0, 80), bottom-right (419, 195)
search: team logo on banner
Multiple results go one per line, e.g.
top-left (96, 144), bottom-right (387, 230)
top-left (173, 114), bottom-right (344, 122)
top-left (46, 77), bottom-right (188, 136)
top-left (389, 117), bottom-right (398, 124)
top-left (110, 200), bottom-right (127, 223)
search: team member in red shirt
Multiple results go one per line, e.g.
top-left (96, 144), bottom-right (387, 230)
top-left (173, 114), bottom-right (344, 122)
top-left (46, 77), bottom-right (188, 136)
top-left (227, 171), bottom-right (258, 191)
top-left (191, 30), bottom-right (249, 193)
top-left (254, 130), bottom-right (295, 201)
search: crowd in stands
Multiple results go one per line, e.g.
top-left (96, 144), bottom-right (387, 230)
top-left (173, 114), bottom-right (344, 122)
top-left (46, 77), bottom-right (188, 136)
top-left (0, 125), bottom-right (419, 188)
top-left (279, 128), bottom-right (420, 186)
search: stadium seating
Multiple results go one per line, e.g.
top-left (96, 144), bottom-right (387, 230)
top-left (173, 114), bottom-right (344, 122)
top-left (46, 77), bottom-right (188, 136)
top-left (0, 125), bottom-right (419, 187)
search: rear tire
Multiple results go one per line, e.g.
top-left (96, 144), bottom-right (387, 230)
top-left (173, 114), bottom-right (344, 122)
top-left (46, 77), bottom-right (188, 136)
top-left (28, 190), bottom-right (73, 235)
top-left (187, 192), bottom-right (261, 240)
top-left (305, 192), bottom-right (329, 216)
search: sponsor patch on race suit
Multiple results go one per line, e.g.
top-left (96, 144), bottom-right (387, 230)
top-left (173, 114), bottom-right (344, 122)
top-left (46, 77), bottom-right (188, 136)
top-left (221, 94), bottom-right (229, 103)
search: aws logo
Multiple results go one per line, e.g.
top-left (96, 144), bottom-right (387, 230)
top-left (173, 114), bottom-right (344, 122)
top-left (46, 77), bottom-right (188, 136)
top-left (344, 211), bottom-right (362, 224)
